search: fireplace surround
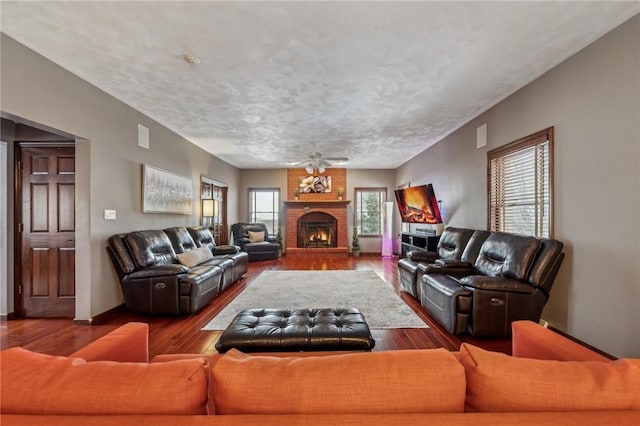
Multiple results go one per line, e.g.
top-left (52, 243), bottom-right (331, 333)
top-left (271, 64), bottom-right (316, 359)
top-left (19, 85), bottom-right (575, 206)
top-left (284, 200), bottom-right (350, 256)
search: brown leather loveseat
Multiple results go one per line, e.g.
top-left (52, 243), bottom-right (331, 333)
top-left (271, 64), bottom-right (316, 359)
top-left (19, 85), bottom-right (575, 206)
top-left (107, 226), bottom-right (248, 315)
top-left (398, 227), bottom-right (564, 337)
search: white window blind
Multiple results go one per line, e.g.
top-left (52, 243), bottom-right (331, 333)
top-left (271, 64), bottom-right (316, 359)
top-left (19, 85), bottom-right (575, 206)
top-left (488, 128), bottom-right (553, 238)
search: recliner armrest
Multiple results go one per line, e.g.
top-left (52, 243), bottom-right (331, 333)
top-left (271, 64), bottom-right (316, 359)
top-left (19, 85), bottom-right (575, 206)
top-left (435, 259), bottom-right (472, 268)
top-left (265, 235), bottom-right (278, 243)
top-left (418, 261), bottom-right (474, 277)
top-left (512, 321), bottom-right (611, 361)
top-left (407, 250), bottom-right (438, 262)
top-left (213, 245), bottom-right (241, 255)
top-left (460, 275), bottom-right (535, 294)
top-left (127, 264), bottom-right (189, 279)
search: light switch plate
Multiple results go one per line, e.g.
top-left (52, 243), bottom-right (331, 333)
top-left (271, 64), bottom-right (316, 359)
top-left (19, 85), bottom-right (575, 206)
top-left (104, 209), bottom-right (117, 220)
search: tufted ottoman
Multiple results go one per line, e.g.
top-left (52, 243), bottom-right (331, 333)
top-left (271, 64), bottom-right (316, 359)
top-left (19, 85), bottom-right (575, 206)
top-left (214, 308), bottom-right (376, 353)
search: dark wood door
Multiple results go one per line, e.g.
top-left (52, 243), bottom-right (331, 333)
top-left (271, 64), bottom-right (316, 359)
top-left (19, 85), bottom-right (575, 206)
top-left (19, 145), bottom-right (75, 317)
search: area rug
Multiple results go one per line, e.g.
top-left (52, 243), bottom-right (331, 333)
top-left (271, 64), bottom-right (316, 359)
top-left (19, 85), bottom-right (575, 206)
top-left (202, 270), bottom-right (428, 330)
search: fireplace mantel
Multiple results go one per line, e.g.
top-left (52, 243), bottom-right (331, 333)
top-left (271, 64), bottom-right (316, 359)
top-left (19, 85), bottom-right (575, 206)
top-left (284, 200), bottom-right (351, 206)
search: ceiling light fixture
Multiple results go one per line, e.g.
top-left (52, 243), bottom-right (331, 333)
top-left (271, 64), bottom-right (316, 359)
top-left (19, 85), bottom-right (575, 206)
top-left (296, 152), bottom-right (346, 174)
top-left (305, 162), bottom-right (327, 175)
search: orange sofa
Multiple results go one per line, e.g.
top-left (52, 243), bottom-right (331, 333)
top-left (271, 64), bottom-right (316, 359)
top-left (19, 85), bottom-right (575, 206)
top-left (1, 321), bottom-right (639, 425)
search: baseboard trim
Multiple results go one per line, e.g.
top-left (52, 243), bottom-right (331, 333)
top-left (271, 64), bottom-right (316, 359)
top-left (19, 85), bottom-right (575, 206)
top-left (549, 326), bottom-right (616, 360)
top-left (73, 304), bottom-right (125, 326)
top-left (0, 312), bottom-right (16, 321)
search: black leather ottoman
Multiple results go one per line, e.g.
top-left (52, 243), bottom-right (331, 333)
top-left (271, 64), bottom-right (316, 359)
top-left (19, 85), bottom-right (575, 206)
top-left (214, 308), bottom-right (375, 353)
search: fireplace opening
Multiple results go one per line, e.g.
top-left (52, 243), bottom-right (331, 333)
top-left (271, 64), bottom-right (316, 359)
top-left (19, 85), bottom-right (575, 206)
top-left (297, 212), bottom-right (337, 248)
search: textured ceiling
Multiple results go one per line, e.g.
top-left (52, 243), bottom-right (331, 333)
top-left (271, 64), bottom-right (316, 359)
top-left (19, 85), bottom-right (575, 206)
top-left (1, 1), bottom-right (638, 169)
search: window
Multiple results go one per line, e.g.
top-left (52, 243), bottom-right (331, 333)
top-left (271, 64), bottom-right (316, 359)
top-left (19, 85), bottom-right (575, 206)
top-left (354, 188), bottom-right (387, 236)
top-left (488, 127), bottom-right (553, 238)
top-left (248, 188), bottom-right (280, 233)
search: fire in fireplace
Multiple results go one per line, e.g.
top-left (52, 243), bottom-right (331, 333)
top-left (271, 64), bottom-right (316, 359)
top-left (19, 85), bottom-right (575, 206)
top-left (297, 212), bottom-right (337, 248)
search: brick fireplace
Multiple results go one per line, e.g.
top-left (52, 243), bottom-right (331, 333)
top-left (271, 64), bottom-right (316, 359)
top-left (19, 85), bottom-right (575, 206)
top-left (285, 168), bottom-right (349, 256)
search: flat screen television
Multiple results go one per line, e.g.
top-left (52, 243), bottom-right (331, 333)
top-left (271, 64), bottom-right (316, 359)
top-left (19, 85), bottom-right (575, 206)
top-left (394, 184), bottom-right (443, 224)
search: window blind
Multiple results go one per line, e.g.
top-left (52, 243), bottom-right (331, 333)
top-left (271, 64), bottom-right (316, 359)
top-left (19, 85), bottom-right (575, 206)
top-left (488, 128), bottom-right (552, 238)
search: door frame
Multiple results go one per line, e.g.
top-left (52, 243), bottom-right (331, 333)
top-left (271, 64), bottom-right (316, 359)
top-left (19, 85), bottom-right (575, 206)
top-left (14, 141), bottom-right (76, 317)
top-left (0, 141), bottom-right (7, 318)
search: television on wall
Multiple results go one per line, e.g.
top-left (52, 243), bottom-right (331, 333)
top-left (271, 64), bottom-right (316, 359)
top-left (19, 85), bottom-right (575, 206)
top-left (394, 184), bottom-right (443, 224)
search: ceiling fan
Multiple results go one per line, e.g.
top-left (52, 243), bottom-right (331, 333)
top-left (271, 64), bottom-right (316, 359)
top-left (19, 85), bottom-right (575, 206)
top-left (294, 152), bottom-right (349, 174)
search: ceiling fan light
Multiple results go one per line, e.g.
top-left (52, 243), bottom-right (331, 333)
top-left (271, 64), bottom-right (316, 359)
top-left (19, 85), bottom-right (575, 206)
top-left (305, 165), bottom-right (314, 174)
top-left (318, 166), bottom-right (326, 173)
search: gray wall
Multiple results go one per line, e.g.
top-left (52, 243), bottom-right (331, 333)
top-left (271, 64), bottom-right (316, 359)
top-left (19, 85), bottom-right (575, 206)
top-left (236, 168), bottom-right (396, 253)
top-left (397, 15), bottom-right (640, 358)
top-left (1, 34), bottom-right (241, 320)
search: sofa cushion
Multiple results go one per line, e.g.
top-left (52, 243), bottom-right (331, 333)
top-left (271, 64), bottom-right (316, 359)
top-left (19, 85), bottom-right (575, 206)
top-left (248, 230), bottom-right (265, 242)
top-left (474, 232), bottom-right (541, 280)
top-left (0, 348), bottom-right (209, 415)
top-left (211, 348), bottom-right (465, 414)
top-left (437, 227), bottom-right (475, 260)
top-left (124, 230), bottom-right (177, 269)
top-left (187, 226), bottom-right (216, 250)
top-left (459, 343), bottom-right (640, 412)
top-left (177, 245), bottom-right (214, 268)
top-left (164, 227), bottom-right (199, 254)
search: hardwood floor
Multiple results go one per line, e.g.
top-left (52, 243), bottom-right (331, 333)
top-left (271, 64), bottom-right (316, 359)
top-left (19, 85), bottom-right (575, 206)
top-left (0, 255), bottom-right (511, 357)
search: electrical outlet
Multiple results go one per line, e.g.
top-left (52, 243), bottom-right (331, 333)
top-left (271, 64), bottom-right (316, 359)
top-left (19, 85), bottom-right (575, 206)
top-left (104, 209), bottom-right (117, 220)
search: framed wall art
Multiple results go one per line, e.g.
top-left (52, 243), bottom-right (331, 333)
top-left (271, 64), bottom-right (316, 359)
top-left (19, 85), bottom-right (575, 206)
top-left (142, 164), bottom-right (193, 214)
top-left (299, 175), bottom-right (332, 193)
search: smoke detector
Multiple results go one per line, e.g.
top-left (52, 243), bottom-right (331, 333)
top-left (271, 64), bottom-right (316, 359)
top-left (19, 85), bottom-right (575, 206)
top-left (183, 54), bottom-right (201, 65)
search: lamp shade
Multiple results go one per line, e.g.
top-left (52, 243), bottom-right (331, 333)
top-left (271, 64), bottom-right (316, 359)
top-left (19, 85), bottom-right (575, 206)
top-left (202, 199), bottom-right (215, 217)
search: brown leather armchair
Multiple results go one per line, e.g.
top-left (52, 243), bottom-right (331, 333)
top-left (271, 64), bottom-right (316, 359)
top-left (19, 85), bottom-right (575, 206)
top-left (231, 222), bottom-right (280, 261)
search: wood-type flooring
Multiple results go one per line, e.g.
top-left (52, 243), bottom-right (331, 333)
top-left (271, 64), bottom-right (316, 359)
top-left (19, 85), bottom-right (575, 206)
top-left (1, 255), bottom-right (511, 358)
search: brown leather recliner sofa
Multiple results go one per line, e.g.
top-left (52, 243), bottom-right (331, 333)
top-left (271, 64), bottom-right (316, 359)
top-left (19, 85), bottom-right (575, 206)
top-left (107, 226), bottom-right (248, 315)
top-left (398, 227), bottom-right (564, 337)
